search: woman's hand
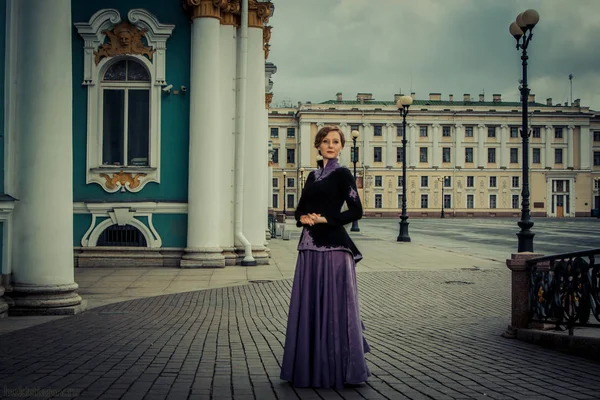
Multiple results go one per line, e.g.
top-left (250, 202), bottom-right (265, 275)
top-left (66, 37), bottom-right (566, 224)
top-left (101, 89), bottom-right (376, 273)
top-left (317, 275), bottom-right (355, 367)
top-left (300, 213), bottom-right (328, 225)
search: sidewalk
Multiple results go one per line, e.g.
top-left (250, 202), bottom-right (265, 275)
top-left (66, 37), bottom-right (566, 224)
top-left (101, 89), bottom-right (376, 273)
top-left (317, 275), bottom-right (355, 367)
top-left (0, 232), bottom-right (599, 399)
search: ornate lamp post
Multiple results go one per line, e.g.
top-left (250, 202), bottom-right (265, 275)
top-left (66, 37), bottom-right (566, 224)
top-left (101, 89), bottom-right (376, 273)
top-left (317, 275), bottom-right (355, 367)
top-left (299, 167), bottom-right (305, 192)
top-left (509, 9), bottom-right (539, 252)
top-left (396, 95), bottom-right (413, 242)
top-left (350, 130), bottom-right (360, 232)
top-left (282, 171), bottom-right (287, 217)
top-left (440, 176), bottom-right (446, 218)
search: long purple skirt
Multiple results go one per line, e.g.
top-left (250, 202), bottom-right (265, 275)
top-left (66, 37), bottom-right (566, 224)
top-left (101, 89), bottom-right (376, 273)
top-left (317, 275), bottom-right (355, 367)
top-left (280, 250), bottom-right (371, 389)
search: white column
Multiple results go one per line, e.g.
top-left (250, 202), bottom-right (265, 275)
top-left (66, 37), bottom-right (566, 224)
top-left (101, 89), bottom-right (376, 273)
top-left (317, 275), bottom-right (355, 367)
top-left (500, 124), bottom-right (509, 168)
top-left (409, 123), bottom-right (417, 168)
top-left (363, 123), bottom-right (372, 166)
top-left (580, 126), bottom-right (591, 169)
top-left (340, 123), bottom-right (350, 166)
top-left (9, 0), bottom-right (84, 314)
top-left (218, 22), bottom-right (236, 265)
top-left (299, 121), bottom-right (311, 167)
top-left (455, 124), bottom-right (464, 169)
top-left (544, 125), bottom-right (553, 169)
top-left (477, 124), bottom-right (486, 168)
top-left (386, 123), bottom-right (395, 168)
top-left (567, 125), bottom-right (574, 169)
top-left (182, 15), bottom-right (225, 267)
top-left (432, 123), bottom-right (440, 168)
top-left (242, 23), bottom-right (269, 263)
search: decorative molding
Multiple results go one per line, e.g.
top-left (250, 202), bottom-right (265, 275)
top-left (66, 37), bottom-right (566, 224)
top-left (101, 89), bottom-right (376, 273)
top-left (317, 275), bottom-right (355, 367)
top-left (75, 9), bottom-right (174, 193)
top-left (263, 26), bottom-right (272, 59)
top-left (94, 21), bottom-right (155, 65)
top-left (265, 93), bottom-right (273, 109)
top-left (248, 0), bottom-right (274, 27)
top-left (84, 213), bottom-right (162, 248)
top-left (74, 9), bottom-right (175, 86)
top-left (98, 170), bottom-right (148, 193)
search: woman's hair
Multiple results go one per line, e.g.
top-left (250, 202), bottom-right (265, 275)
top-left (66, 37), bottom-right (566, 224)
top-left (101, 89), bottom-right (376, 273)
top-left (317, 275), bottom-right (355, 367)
top-left (314, 125), bottom-right (346, 149)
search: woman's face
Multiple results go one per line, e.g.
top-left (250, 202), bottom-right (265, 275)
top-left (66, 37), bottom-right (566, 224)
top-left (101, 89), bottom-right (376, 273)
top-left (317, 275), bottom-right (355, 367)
top-left (318, 130), bottom-right (343, 160)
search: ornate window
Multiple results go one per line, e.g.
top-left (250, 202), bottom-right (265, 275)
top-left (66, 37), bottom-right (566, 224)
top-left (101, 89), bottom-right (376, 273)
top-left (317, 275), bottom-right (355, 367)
top-left (101, 59), bottom-right (151, 167)
top-left (75, 9), bottom-right (174, 193)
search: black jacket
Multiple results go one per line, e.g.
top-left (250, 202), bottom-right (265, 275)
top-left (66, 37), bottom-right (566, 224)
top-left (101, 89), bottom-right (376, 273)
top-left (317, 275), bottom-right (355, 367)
top-left (294, 159), bottom-right (363, 262)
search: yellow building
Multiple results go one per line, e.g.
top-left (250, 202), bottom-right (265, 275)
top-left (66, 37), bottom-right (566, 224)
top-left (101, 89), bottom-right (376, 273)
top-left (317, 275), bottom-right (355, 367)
top-left (269, 92), bottom-right (600, 218)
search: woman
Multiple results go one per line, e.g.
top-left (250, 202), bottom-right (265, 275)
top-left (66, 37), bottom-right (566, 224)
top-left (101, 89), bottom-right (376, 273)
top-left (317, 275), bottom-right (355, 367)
top-left (280, 125), bottom-right (370, 389)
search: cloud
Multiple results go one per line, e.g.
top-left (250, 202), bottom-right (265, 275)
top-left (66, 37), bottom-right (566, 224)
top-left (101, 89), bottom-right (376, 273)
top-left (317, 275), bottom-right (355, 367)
top-left (267, 0), bottom-right (600, 110)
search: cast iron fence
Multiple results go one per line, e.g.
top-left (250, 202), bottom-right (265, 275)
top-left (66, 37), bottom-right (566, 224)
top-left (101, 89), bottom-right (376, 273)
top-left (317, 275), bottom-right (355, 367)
top-left (268, 214), bottom-right (277, 239)
top-left (527, 249), bottom-right (600, 335)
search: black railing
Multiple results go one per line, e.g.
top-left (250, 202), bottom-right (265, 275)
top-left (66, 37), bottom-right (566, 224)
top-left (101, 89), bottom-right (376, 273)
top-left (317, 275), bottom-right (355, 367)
top-left (527, 249), bottom-right (600, 335)
top-left (268, 214), bottom-right (277, 239)
top-left (97, 224), bottom-right (147, 247)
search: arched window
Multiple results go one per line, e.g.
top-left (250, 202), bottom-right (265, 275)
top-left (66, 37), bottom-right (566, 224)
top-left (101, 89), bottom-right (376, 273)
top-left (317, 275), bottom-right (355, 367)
top-left (97, 224), bottom-right (148, 247)
top-left (101, 59), bottom-right (151, 167)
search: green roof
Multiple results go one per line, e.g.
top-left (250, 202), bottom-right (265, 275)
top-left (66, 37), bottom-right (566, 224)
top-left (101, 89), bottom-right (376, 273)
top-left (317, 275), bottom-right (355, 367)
top-left (318, 99), bottom-right (550, 108)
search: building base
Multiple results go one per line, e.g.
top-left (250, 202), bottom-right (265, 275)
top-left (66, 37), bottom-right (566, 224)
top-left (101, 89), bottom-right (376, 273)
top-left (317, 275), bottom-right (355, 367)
top-left (6, 283), bottom-right (86, 316)
top-left (180, 247), bottom-right (226, 268)
top-left (235, 247), bottom-right (269, 265)
top-left (222, 247), bottom-right (237, 266)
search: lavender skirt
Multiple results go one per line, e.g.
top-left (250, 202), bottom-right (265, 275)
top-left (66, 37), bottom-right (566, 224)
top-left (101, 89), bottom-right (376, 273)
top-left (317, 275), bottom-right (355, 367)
top-left (280, 250), bottom-right (371, 389)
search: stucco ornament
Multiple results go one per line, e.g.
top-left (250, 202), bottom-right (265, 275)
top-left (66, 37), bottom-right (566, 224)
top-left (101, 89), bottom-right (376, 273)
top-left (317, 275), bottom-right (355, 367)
top-left (94, 21), bottom-right (156, 65)
top-left (99, 171), bottom-right (148, 192)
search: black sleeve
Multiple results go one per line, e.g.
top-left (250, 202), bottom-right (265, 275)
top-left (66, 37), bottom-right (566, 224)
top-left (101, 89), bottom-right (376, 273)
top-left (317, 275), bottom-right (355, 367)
top-left (295, 171), bottom-right (315, 227)
top-left (327, 168), bottom-right (363, 227)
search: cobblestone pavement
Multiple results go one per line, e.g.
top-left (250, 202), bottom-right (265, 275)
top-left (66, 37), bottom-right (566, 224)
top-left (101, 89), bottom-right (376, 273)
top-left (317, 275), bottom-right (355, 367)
top-left (1, 262), bottom-right (600, 400)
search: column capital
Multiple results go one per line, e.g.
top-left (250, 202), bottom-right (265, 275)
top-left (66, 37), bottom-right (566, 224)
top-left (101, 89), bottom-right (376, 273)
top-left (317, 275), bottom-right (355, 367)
top-left (567, 125), bottom-right (576, 130)
top-left (386, 122), bottom-right (394, 127)
top-left (184, 0), bottom-right (222, 20)
top-left (432, 123), bottom-right (441, 129)
top-left (362, 123), bottom-right (372, 128)
top-left (248, 0), bottom-right (274, 28)
top-left (316, 122), bottom-right (324, 128)
top-left (339, 122), bottom-right (348, 127)
top-left (545, 125), bottom-right (553, 130)
top-left (409, 123), bottom-right (417, 128)
top-left (454, 123), bottom-right (463, 128)
top-left (501, 124), bottom-right (509, 129)
top-left (478, 123), bottom-right (486, 128)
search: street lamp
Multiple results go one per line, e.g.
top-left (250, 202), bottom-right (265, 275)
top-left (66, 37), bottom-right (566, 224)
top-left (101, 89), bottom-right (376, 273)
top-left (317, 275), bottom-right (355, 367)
top-left (440, 176), bottom-right (446, 218)
top-left (350, 130), bottom-right (360, 232)
top-left (282, 171), bottom-right (287, 217)
top-left (396, 95), bottom-right (413, 242)
top-left (299, 167), bottom-right (305, 192)
top-left (509, 9), bottom-right (539, 252)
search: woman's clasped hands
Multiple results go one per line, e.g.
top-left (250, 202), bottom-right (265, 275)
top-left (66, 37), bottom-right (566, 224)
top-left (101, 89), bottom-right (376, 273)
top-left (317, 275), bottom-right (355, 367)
top-left (300, 213), bottom-right (328, 226)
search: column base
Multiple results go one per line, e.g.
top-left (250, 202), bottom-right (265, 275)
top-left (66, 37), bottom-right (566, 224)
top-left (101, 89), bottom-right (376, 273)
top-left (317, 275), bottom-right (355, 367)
top-left (221, 247), bottom-right (237, 266)
top-left (180, 247), bottom-right (225, 268)
top-left (7, 283), bottom-right (86, 316)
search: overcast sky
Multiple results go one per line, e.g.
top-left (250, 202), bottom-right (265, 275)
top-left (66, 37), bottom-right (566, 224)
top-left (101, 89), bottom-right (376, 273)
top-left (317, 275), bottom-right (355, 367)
top-left (268, 0), bottom-right (600, 110)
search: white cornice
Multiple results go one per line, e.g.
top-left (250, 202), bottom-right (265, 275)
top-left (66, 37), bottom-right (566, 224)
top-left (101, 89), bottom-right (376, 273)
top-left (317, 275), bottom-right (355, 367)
top-left (74, 202), bottom-right (188, 214)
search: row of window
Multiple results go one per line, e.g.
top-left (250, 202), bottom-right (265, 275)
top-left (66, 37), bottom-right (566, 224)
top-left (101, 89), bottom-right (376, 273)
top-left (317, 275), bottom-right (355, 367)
top-left (271, 146), bottom-right (580, 165)
top-left (271, 127), bottom-right (600, 143)
top-left (272, 175), bottom-right (521, 189)
top-left (275, 179), bottom-right (576, 209)
top-left (272, 192), bottom-right (522, 210)
top-left (271, 127), bottom-right (296, 138)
